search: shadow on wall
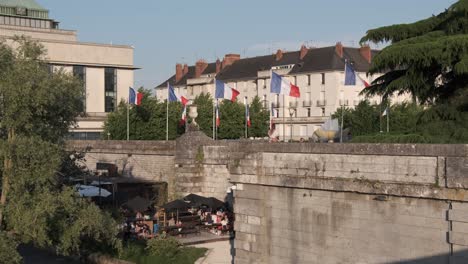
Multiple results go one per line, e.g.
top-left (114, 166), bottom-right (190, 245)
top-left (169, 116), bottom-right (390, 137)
top-left (389, 250), bottom-right (468, 264)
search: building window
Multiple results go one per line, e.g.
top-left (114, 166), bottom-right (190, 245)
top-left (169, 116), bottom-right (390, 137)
top-left (307, 108), bottom-right (311, 117)
top-left (68, 132), bottom-right (102, 140)
top-left (105, 68), bottom-right (117, 113)
top-left (307, 74), bottom-right (311, 85)
top-left (321, 73), bottom-right (325, 84)
top-left (321, 108), bottom-right (326, 116)
top-left (73, 66), bottom-right (86, 112)
top-left (293, 76), bottom-right (297, 85)
top-left (263, 79), bottom-right (267, 89)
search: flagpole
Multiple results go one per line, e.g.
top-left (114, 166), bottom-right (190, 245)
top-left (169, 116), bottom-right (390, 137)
top-left (282, 94), bottom-right (285, 142)
top-left (215, 99), bottom-right (219, 140)
top-left (341, 60), bottom-right (347, 143)
top-left (166, 83), bottom-right (169, 141)
top-left (244, 96), bottom-right (248, 139)
top-left (387, 101), bottom-right (390, 133)
top-left (213, 80), bottom-right (216, 140)
top-left (127, 102), bottom-right (130, 141)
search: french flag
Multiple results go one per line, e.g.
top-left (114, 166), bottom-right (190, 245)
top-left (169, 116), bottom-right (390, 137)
top-left (168, 83), bottom-right (189, 106)
top-left (244, 97), bottom-right (251, 127)
top-left (180, 106), bottom-right (187, 126)
top-left (271, 72), bottom-right (300, 98)
top-left (215, 101), bottom-right (220, 127)
top-left (129, 87), bottom-right (143, 106)
top-left (215, 80), bottom-right (240, 102)
top-left (357, 75), bottom-right (370, 88)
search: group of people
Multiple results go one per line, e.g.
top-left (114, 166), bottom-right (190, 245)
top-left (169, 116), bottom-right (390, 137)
top-left (122, 220), bottom-right (152, 240)
top-left (199, 209), bottom-right (231, 236)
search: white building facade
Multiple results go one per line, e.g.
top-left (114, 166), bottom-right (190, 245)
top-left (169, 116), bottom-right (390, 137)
top-left (0, 0), bottom-right (136, 140)
top-left (156, 44), bottom-right (407, 141)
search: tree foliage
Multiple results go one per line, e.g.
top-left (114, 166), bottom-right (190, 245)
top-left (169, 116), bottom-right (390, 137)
top-left (104, 92), bottom-right (270, 140)
top-left (0, 232), bottom-right (22, 264)
top-left (332, 101), bottom-right (468, 143)
top-left (361, 0), bottom-right (468, 109)
top-left (0, 37), bottom-right (120, 259)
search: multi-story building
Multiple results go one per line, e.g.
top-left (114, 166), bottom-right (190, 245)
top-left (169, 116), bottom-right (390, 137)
top-left (0, 0), bottom-right (137, 140)
top-left (156, 43), bottom-right (407, 140)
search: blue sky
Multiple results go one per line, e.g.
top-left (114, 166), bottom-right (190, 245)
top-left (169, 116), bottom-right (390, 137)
top-left (40, 0), bottom-right (456, 89)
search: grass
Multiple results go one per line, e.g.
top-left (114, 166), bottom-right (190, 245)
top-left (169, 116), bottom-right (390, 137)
top-left (120, 240), bottom-right (207, 264)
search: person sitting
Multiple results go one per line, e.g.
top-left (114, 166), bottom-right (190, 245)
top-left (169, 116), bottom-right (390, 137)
top-left (135, 211), bottom-right (143, 219)
top-left (168, 218), bottom-right (175, 226)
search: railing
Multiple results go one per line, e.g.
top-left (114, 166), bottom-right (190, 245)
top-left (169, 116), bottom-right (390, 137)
top-left (303, 101), bottom-right (312, 107)
top-left (272, 102), bottom-right (281, 108)
top-left (339, 100), bottom-right (349, 106)
top-left (289, 101), bottom-right (298, 108)
top-left (316, 100), bottom-right (326, 107)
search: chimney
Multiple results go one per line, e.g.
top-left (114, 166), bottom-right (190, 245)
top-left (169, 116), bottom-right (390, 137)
top-left (195, 59), bottom-right (208, 78)
top-left (183, 64), bottom-right (189, 75)
top-left (175, 63), bottom-right (183, 83)
top-left (222, 54), bottom-right (240, 69)
top-left (216, 59), bottom-right (222, 74)
top-left (300, 45), bottom-right (308, 60)
top-left (359, 45), bottom-right (372, 63)
top-left (275, 49), bottom-right (283, 61)
top-left (335, 42), bottom-right (344, 58)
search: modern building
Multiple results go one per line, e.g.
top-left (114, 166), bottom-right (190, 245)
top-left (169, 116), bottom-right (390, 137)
top-left (0, 0), bottom-right (137, 140)
top-left (155, 43), bottom-right (408, 140)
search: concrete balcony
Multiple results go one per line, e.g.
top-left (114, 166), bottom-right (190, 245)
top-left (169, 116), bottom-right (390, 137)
top-left (316, 100), bottom-right (326, 107)
top-left (339, 99), bottom-right (349, 106)
top-left (289, 101), bottom-right (298, 108)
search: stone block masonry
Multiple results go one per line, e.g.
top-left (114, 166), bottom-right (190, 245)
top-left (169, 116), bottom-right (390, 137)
top-left (68, 136), bottom-right (468, 264)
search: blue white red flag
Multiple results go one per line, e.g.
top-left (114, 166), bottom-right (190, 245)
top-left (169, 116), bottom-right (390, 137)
top-left (215, 80), bottom-right (240, 102)
top-left (129, 87), bottom-right (143, 105)
top-left (180, 106), bottom-right (187, 126)
top-left (215, 101), bottom-right (220, 127)
top-left (344, 62), bottom-right (357, 86)
top-left (168, 83), bottom-right (189, 105)
top-left (270, 72), bottom-right (300, 98)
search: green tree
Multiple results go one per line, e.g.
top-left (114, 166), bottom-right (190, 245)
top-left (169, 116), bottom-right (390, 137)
top-left (103, 89), bottom-right (184, 140)
top-left (193, 93), bottom-right (214, 137)
top-left (360, 0), bottom-right (468, 107)
top-left (0, 37), bottom-right (120, 258)
top-left (248, 96), bottom-right (269, 138)
top-left (0, 232), bottom-right (21, 264)
top-left (217, 100), bottom-right (245, 139)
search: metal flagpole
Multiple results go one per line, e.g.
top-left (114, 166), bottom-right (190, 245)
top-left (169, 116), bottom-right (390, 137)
top-left (282, 94), bottom-right (285, 142)
top-left (215, 99), bottom-right (219, 140)
top-left (213, 80), bottom-right (216, 140)
top-left (244, 96), bottom-right (248, 139)
top-left (387, 102), bottom-right (390, 133)
top-left (380, 96), bottom-right (383, 133)
top-left (340, 105), bottom-right (344, 143)
top-left (166, 83), bottom-right (169, 141)
top-left (340, 60), bottom-right (347, 143)
top-left (127, 102), bottom-right (130, 141)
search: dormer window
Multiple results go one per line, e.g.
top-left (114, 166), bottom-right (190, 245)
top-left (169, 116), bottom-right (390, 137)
top-left (271, 64), bottom-right (294, 70)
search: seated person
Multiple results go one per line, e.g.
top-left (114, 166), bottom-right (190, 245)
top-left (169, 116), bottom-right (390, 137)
top-left (135, 211), bottom-right (143, 219)
top-left (168, 218), bottom-right (175, 226)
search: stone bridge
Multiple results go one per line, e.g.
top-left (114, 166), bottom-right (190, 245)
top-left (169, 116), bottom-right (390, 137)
top-left (68, 132), bottom-right (468, 264)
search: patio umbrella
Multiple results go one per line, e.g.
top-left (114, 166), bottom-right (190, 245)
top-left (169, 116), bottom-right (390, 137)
top-left (204, 197), bottom-right (225, 210)
top-left (124, 196), bottom-right (152, 212)
top-left (162, 199), bottom-right (191, 213)
top-left (76, 185), bottom-right (111, 198)
top-left (183, 193), bottom-right (209, 207)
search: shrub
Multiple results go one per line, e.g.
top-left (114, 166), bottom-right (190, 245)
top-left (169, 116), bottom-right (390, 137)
top-left (0, 232), bottom-right (22, 264)
top-left (146, 236), bottom-right (182, 259)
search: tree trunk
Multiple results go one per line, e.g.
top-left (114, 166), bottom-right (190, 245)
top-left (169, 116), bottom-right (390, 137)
top-left (0, 128), bottom-right (14, 229)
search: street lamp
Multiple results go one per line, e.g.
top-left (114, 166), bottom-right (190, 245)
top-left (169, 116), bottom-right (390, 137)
top-left (288, 108), bottom-right (296, 142)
